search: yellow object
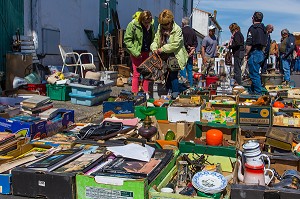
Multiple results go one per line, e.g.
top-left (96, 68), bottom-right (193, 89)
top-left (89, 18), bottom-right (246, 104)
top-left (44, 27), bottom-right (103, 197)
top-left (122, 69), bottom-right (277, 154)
top-left (55, 72), bottom-right (65, 80)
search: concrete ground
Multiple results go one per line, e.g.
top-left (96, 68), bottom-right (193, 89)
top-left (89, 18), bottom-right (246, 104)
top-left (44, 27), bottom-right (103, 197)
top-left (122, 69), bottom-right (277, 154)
top-left (52, 84), bottom-right (131, 123)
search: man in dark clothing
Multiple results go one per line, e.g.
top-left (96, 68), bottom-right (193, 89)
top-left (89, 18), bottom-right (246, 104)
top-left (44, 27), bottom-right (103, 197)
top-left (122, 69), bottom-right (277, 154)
top-left (244, 11), bottom-right (267, 95)
top-left (279, 28), bottom-right (295, 85)
top-left (180, 17), bottom-right (198, 87)
top-left (261, 24), bottom-right (274, 74)
top-left (228, 23), bottom-right (244, 85)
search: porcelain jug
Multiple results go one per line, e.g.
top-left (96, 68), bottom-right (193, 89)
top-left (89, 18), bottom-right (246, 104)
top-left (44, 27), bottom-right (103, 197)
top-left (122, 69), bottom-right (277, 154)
top-left (237, 159), bottom-right (274, 186)
top-left (238, 140), bottom-right (270, 169)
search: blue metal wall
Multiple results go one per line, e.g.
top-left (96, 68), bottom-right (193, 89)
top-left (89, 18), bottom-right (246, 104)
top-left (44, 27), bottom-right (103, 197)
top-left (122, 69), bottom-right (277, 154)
top-left (0, 0), bottom-right (24, 72)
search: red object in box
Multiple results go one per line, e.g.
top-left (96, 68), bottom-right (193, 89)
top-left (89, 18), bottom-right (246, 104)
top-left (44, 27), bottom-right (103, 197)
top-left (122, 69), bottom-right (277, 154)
top-left (27, 83), bottom-right (47, 95)
top-left (206, 76), bottom-right (219, 87)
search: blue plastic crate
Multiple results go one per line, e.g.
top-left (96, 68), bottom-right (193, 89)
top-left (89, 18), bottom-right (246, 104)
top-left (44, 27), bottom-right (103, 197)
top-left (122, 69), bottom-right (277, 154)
top-left (69, 80), bottom-right (114, 96)
top-left (69, 90), bottom-right (111, 106)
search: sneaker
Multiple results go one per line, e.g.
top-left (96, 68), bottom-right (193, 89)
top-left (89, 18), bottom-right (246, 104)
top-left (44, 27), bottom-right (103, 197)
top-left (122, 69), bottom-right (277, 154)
top-left (145, 93), bottom-right (150, 100)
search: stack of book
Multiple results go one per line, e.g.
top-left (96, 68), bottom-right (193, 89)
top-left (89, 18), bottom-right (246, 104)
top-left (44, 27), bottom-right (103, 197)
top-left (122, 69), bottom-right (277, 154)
top-left (21, 95), bottom-right (53, 115)
top-left (0, 132), bottom-right (20, 156)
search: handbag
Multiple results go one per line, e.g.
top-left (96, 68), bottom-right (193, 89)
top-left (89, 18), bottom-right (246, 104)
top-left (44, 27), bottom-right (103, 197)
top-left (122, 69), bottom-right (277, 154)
top-left (137, 53), bottom-right (166, 81)
top-left (167, 56), bottom-right (181, 71)
top-left (225, 51), bottom-right (233, 66)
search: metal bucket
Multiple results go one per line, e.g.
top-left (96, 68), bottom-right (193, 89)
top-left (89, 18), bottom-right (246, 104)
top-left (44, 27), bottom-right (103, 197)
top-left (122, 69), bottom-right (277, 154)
top-left (261, 74), bottom-right (283, 85)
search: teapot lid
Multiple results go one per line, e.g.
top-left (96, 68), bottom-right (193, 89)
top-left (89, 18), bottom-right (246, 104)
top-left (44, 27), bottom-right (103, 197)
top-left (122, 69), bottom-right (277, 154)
top-left (243, 140), bottom-right (260, 150)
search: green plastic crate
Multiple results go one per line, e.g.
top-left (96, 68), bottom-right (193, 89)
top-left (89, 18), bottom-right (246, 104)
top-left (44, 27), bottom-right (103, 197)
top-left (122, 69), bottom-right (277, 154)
top-left (179, 122), bottom-right (238, 158)
top-left (46, 84), bottom-right (71, 101)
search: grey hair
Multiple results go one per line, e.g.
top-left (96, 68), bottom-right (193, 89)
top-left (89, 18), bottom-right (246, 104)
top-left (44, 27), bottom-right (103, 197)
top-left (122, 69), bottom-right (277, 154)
top-left (281, 28), bottom-right (289, 35)
top-left (182, 17), bottom-right (190, 25)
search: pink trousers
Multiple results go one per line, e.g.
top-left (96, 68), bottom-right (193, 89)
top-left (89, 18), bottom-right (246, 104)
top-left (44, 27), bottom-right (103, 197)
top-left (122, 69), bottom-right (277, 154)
top-left (131, 51), bottom-right (150, 93)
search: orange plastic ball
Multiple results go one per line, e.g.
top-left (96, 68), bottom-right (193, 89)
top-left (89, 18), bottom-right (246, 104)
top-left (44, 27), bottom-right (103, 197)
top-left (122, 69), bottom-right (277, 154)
top-left (206, 129), bottom-right (223, 146)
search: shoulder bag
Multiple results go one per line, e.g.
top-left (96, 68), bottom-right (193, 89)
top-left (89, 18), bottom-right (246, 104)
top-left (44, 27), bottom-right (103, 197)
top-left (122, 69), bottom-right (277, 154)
top-left (137, 53), bottom-right (166, 81)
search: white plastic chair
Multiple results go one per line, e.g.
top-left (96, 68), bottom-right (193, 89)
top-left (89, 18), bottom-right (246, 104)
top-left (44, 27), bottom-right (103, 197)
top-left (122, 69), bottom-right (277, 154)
top-left (58, 45), bottom-right (96, 78)
top-left (58, 45), bottom-right (80, 75)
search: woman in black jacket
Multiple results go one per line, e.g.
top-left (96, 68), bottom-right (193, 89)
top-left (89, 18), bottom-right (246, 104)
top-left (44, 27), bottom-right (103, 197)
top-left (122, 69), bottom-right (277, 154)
top-left (228, 23), bottom-right (245, 85)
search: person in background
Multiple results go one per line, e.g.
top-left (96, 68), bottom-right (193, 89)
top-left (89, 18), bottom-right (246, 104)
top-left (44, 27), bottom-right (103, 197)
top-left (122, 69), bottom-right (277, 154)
top-left (279, 28), bottom-right (295, 85)
top-left (228, 23), bottom-right (244, 85)
top-left (294, 45), bottom-right (300, 74)
top-left (201, 25), bottom-right (218, 75)
top-left (150, 9), bottom-right (188, 99)
top-left (261, 24), bottom-right (274, 74)
top-left (269, 40), bottom-right (279, 69)
top-left (180, 17), bottom-right (198, 87)
top-left (244, 11), bottom-right (267, 95)
top-left (124, 10), bottom-right (155, 97)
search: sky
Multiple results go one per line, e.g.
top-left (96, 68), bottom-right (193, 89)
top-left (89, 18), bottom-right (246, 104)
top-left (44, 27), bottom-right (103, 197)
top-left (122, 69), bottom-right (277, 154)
top-left (193, 0), bottom-right (300, 44)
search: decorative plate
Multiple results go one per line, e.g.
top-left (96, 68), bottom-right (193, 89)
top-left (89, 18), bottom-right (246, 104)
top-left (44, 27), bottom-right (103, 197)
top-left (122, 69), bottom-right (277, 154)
top-left (192, 171), bottom-right (227, 194)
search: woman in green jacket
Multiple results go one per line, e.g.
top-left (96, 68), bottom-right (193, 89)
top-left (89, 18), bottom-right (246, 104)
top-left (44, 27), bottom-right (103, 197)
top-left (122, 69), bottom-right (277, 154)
top-left (124, 11), bottom-right (155, 96)
top-left (150, 9), bottom-right (188, 99)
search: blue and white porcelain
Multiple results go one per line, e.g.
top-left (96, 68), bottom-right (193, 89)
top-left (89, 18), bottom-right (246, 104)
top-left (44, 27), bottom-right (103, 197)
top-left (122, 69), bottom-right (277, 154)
top-left (192, 171), bottom-right (227, 194)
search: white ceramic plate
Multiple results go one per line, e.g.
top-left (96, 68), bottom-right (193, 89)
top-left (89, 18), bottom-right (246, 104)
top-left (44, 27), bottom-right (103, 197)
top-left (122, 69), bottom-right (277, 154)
top-left (192, 171), bottom-right (227, 194)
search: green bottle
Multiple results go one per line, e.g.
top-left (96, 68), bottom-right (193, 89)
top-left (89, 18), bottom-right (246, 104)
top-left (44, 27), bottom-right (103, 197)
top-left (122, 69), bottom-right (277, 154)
top-left (165, 129), bottom-right (175, 141)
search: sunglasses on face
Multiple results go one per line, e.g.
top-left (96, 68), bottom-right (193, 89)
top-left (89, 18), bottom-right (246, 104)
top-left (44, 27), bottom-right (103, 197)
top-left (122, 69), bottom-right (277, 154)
top-left (161, 22), bottom-right (171, 29)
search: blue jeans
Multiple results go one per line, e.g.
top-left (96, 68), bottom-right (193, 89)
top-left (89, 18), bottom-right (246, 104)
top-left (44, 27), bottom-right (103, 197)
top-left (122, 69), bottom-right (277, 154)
top-left (180, 57), bottom-right (193, 86)
top-left (166, 71), bottom-right (179, 98)
top-left (248, 50), bottom-right (264, 94)
top-left (295, 58), bottom-right (300, 72)
top-left (281, 55), bottom-right (291, 81)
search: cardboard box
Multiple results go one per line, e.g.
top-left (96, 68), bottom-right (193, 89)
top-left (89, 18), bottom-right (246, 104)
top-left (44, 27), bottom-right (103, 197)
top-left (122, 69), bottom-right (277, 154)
top-left (201, 108), bottom-right (236, 124)
top-left (117, 64), bottom-right (131, 77)
top-left (153, 120), bottom-right (193, 141)
top-left (103, 95), bottom-right (146, 117)
top-left (239, 126), bottom-right (268, 150)
top-left (0, 117), bottom-right (47, 139)
top-left (44, 109), bottom-right (74, 137)
top-left (231, 154), bottom-right (300, 199)
top-left (12, 168), bottom-right (76, 199)
top-left (0, 143), bottom-right (52, 195)
top-left (179, 122), bottom-right (238, 158)
top-left (76, 151), bottom-right (178, 199)
top-left (273, 114), bottom-right (300, 127)
top-left (238, 105), bottom-right (272, 126)
top-left (103, 101), bottom-right (135, 115)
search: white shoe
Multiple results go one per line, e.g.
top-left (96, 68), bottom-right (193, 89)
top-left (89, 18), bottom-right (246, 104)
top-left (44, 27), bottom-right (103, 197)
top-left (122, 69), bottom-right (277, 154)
top-left (145, 93), bottom-right (150, 100)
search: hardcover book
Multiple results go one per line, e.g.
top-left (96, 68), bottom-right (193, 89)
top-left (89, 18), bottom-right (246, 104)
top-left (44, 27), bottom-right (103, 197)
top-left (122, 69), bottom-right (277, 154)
top-left (53, 153), bottom-right (104, 173)
top-left (21, 95), bottom-right (50, 109)
top-left (26, 148), bottom-right (83, 171)
top-left (94, 149), bottom-right (173, 181)
top-left (99, 157), bottom-right (161, 177)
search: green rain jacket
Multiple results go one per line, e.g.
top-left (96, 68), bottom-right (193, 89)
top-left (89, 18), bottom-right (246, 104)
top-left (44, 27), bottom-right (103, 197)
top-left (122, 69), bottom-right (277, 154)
top-left (150, 22), bottom-right (188, 70)
top-left (124, 11), bottom-right (155, 57)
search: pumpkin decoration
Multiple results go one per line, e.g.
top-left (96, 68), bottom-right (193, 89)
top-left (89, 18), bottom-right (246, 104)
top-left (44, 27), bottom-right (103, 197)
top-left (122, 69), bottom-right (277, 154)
top-left (273, 101), bottom-right (285, 108)
top-left (206, 129), bottom-right (223, 146)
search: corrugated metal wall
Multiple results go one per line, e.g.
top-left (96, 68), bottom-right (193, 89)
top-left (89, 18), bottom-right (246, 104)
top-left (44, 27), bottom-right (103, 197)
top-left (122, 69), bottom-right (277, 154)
top-left (0, 0), bottom-right (24, 73)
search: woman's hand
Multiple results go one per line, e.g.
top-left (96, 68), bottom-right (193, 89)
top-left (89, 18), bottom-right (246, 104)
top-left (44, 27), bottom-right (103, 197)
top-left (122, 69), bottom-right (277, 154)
top-left (153, 48), bottom-right (163, 54)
